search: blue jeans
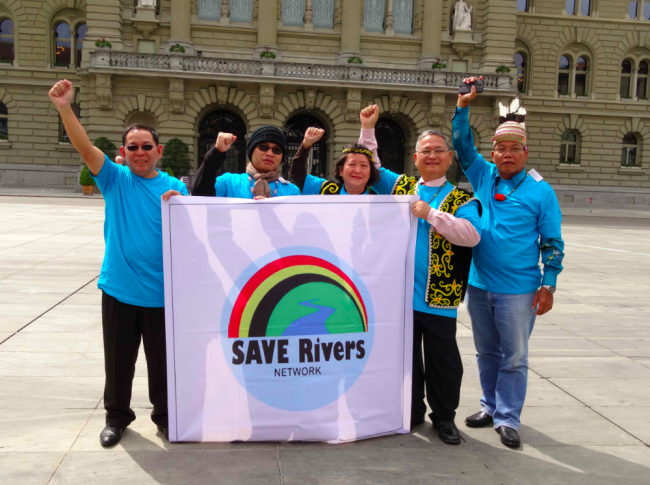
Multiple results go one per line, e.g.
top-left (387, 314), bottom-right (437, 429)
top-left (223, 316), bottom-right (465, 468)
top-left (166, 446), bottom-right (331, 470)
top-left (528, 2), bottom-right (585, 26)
top-left (466, 285), bottom-right (537, 430)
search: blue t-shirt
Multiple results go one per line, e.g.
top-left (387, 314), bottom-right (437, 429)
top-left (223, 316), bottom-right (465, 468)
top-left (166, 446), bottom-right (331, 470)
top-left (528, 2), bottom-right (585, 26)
top-left (452, 106), bottom-right (564, 294)
top-left (373, 168), bottom-right (481, 318)
top-left (91, 155), bottom-right (189, 307)
top-left (215, 172), bottom-right (300, 198)
top-left (301, 174), bottom-right (373, 195)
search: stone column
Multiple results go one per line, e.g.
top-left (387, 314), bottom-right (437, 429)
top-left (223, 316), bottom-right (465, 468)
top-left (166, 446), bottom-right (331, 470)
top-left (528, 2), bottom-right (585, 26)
top-left (385, 0), bottom-right (394, 36)
top-left (255, 0), bottom-right (280, 57)
top-left (478, 0), bottom-right (517, 73)
top-left (418, 0), bottom-right (443, 69)
top-left (305, 0), bottom-right (314, 30)
top-left (337, 0), bottom-right (362, 64)
top-left (632, 67), bottom-right (640, 100)
top-left (168, 0), bottom-right (194, 54)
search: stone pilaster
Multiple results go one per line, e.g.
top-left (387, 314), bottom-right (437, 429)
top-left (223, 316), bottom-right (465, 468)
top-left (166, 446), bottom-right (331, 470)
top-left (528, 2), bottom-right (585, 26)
top-left (85, 0), bottom-right (124, 51)
top-left (479, 0), bottom-right (517, 73)
top-left (337, 0), bottom-right (362, 64)
top-left (255, 0), bottom-right (280, 58)
top-left (418, 0), bottom-right (442, 69)
top-left (168, 0), bottom-right (194, 54)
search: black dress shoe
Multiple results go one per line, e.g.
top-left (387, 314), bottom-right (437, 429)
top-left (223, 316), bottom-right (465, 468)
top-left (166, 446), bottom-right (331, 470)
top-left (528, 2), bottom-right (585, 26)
top-left (410, 415), bottom-right (425, 428)
top-left (433, 420), bottom-right (461, 445)
top-left (157, 425), bottom-right (169, 441)
top-left (100, 425), bottom-right (125, 447)
top-left (465, 410), bottom-right (494, 428)
top-left (496, 426), bottom-right (521, 448)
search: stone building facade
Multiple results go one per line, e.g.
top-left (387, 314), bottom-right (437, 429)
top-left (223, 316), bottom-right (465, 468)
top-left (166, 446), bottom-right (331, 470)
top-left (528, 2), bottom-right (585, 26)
top-left (0, 0), bottom-right (648, 207)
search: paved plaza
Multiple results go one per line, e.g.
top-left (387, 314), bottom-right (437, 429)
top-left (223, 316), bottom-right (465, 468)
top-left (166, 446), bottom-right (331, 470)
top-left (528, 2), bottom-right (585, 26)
top-left (0, 195), bottom-right (649, 485)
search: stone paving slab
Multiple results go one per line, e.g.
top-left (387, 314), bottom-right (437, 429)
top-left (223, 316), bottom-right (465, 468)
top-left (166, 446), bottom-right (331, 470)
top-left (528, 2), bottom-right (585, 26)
top-left (1, 198), bottom-right (650, 484)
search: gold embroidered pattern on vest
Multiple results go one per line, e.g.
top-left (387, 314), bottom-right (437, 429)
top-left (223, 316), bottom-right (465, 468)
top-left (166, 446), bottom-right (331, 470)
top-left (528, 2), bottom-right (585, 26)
top-left (391, 174), bottom-right (418, 195)
top-left (426, 188), bottom-right (474, 309)
top-left (320, 181), bottom-right (342, 194)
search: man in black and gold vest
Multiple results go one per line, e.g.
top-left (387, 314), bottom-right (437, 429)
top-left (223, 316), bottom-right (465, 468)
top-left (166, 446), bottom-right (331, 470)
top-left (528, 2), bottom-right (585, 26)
top-left (372, 129), bottom-right (482, 445)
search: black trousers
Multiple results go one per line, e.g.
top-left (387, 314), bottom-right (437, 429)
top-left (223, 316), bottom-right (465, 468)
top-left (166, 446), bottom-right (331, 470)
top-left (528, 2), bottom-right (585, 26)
top-left (412, 310), bottom-right (463, 424)
top-left (102, 291), bottom-right (168, 429)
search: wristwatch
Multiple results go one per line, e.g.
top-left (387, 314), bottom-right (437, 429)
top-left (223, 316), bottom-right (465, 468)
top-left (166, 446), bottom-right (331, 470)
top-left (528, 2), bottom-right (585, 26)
top-left (541, 285), bottom-right (556, 294)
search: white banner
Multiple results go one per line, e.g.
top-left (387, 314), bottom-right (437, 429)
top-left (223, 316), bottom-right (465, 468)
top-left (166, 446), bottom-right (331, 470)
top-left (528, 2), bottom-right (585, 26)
top-left (162, 195), bottom-right (418, 443)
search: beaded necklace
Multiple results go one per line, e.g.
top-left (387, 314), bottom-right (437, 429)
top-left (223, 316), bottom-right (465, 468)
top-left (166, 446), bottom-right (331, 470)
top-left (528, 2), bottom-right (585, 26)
top-left (248, 176), bottom-right (279, 197)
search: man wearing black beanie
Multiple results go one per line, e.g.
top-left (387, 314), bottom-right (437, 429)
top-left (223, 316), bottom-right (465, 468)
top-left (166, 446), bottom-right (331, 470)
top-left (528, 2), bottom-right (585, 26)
top-left (190, 125), bottom-right (300, 199)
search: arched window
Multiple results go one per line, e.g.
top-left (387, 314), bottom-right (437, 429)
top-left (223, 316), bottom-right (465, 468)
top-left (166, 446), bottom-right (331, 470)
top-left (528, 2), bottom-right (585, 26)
top-left (284, 114), bottom-right (328, 179)
top-left (0, 102), bottom-right (8, 140)
top-left (518, 0), bottom-right (528, 11)
top-left (54, 22), bottom-right (71, 67)
top-left (514, 52), bottom-right (527, 93)
top-left (621, 133), bottom-right (639, 166)
top-left (0, 19), bottom-right (14, 65)
top-left (560, 130), bottom-right (579, 164)
top-left (575, 56), bottom-right (588, 96)
top-left (76, 24), bottom-right (87, 67)
top-left (60, 103), bottom-right (80, 142)
top-left (637, 61), bottom-right (648, 99)
top-left (558, 56), bottom-right (570, 95)
top-left (620, 59), bottom-right (633, 98)
top-left (198, 110), bottom-right (247, 173)
top-left (376, 118), bottom-right (405, 174)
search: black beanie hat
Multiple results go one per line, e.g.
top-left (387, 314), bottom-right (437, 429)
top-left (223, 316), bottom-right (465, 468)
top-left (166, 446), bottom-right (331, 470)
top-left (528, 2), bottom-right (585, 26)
top-left (246, 126), bottom-right (287, 163)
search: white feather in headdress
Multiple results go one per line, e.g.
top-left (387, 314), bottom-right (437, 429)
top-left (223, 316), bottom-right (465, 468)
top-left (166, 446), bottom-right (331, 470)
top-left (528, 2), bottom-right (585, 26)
top-left (498, 97), bottom-right (527, 126)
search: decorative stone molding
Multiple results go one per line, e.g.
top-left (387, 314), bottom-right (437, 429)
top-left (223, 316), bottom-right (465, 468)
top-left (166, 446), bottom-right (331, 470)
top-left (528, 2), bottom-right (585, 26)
top-left (95, 74), bottom-right (112, 110)
top-left (428, 94), bottom-right (445, 126)
top-left (169, 79), bottom-right (185, 113)
top-left (305, 89), bottom-right (316, 111)
top-left (346, 89), bottom-right (362, 122)
top-left (217, 85), bottom-right (229, 106)
top-left (259, 84), bottom-right (275, 118)
top-left (451, 30), bottom-right (475, 59)
top-left (185, 86), bottom-right (260, 130)
top-left (133, 2), bottom-right (159, 39)
top-left (389, 95), bottom-right (401, 115)
top-left (114, 94), bottom-right (164, 126)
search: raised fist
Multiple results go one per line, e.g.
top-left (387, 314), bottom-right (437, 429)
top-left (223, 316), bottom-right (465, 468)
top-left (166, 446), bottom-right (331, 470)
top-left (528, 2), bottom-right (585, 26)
top-left (49, 80), bottom-right (74, 108)
top-left (215, 132), bottom-right (237, 153)
top-left (303, 127), bottom-right (325, 149)
top-left (360, 104), bottom-right (379, 129)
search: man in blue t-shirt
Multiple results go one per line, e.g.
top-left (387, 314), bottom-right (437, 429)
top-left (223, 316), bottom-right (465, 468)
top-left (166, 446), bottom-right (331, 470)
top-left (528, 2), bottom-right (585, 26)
top-left (49, 80), bottom-right (188, 447)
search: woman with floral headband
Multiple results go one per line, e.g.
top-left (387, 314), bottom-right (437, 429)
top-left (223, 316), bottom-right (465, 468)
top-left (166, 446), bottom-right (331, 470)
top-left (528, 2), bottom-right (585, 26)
top-left (290, 105), bottom-right (381, 195)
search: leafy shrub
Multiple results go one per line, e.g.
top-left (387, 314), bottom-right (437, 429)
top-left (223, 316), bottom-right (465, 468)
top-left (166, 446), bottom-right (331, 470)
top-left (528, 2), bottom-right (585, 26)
top-left (160, 138), bottom-right (192, 177)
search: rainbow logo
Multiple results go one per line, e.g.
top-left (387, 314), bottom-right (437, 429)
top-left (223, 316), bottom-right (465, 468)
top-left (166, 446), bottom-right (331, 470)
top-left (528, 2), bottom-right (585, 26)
top-left (228, 255), bottom-right (368, 338)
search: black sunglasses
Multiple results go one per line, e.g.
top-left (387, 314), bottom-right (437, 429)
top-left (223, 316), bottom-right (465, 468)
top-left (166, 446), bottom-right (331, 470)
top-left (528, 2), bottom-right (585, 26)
top-left (257, 144), bottom-right (283, 156)
top-left (126, 144), bottom-right (155, 152)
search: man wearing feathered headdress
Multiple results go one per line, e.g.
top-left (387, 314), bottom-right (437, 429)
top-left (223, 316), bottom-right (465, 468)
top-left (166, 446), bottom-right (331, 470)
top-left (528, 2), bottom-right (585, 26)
top-left (451, 77), bottom-right (565, 448)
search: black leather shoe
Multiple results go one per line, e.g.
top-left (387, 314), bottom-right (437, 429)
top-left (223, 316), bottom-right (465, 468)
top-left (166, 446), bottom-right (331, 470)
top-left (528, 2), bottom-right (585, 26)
top-left (157, 425), bottom-right (169, 441)
top-left (410, 415), bottom-right (425, 428)
top-left (465, 411), bottom-right (493, 428)
top-left (100, 425), bottom-right (125, 447)
top-left (433, 420), bottom-right (461, 445)
top-left (496, 426), bottom-right (521, 448)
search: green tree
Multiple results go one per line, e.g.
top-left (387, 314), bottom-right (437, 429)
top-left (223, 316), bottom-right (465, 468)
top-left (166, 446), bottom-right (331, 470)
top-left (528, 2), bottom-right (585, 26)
top-left (160, 138), bottom-right (192, 177)
top-left (79, 165), bottom-right (96, 186)
top-left (94, 137), bottom-right (117, 160)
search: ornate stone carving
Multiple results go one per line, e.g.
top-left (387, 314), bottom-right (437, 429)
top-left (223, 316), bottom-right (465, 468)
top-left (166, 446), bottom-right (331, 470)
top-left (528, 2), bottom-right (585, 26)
top-left (389, 95), bottom-right (401, 115)
top-left (429, 94), bottom-right (445, 126)
top-left (96, 74), bottom-right (112, 111)
top-left (346, 89), bottom-right (361, 122)
top-left (305, 89), bottom-right (316, 110)
top-left (453, 0), bottom-right (472, 31)
top-left (259, 84), bottom-right (275, 118)
top-left (169, 79), bottom-right (185, 114)
top-left (217, 85), bottom-right (228, 105)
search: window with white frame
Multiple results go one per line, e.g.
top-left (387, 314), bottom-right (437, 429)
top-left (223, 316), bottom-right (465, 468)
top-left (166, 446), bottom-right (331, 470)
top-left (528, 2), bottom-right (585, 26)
top-left (54, 22), bottom-right (71, 67)
top-left (621, 133), bottom-right (640, 166)
top-left (560, 130), bottom-right (580, 164)
top-left (637, 61), bottom-right (648, 99)
top-left (76, 24), bottom-right (87, 67)
top-left (575, 56), bottom-right (588, 96)
top-left (558, 56), bottom-right (570, 95)
top-left (621, 59), bottom-right (633, 98)
top-left (558, 52), bottom-right (591, 97)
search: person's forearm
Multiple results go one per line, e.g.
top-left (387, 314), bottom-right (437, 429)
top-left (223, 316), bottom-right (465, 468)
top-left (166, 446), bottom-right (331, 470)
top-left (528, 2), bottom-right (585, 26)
top-left (359, 129), bottom-right (381, 168)
top-left (289, 144), bottom-right (309, 192)
top-left (540, 237), bottom-right (564, 286)
top-left (426, 210), bottom-right (480, 247)
top-left (452, 106), bottom-right (479, 171)
top-left (191, 147), bottom-right (226, 196)
top-left (58, 105), bottom-right (104, 171)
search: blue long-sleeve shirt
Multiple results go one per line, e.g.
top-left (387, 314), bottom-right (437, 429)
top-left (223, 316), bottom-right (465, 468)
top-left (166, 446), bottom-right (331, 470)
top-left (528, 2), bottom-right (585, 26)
top-left (452, 106), bottom-right (564, 294)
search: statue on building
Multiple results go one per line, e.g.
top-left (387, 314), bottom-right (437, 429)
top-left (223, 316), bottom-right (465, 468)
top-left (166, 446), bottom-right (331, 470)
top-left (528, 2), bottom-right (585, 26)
top-left (453, 0), bottom-right (472, 31)
top-left (138, 0), bottom-right (156, 7)
top-left (305, 89), bottom-right (316, 111)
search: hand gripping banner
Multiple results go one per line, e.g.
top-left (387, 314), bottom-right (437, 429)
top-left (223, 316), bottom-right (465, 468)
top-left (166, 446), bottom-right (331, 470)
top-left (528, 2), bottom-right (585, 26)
top-left (162, 195), bottom-right (418, 443)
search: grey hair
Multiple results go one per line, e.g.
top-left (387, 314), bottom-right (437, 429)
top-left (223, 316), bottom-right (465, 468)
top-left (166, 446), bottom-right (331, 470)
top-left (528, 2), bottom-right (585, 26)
top-left (416, 129), bottom-right (452, 151)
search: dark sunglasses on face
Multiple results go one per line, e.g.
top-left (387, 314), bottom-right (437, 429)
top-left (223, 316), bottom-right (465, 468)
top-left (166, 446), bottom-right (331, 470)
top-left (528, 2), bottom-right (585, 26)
top-left (126, 144), bottom-right (155, 152)
top-left (257, 144), bottom-right (283, 156)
